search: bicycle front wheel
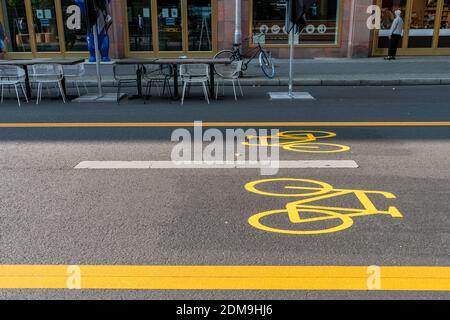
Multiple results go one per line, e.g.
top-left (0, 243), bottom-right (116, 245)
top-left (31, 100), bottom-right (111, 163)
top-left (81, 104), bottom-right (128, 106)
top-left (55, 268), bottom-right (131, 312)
top-left (259, 50), bottom-right (275, 79)
top-left (213, 50), bottom-right (239, 77)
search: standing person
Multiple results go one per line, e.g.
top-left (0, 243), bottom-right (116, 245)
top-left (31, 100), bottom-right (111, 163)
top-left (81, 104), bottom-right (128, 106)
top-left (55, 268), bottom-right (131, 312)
top-left (385, 9), bottom-right (404, 60)
top-left (0, 22), bottom-right (8, 59)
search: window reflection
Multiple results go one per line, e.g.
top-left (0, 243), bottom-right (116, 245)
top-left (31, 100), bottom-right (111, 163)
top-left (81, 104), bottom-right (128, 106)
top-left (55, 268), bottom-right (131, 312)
top-left (127, 0), bottom-right (153, 51)
top-left (438, 0), bottom-right (450, 47)
top-left (62, 0), bottom-right (87, 51)
top-left (1, 0), bottom-right (31, 52)
top-left (188, 0), bottom-right (212, 51)
top-left (31, 0), bottom-right (60, 52)
top-left (158, 0), bottom-right (182, 51)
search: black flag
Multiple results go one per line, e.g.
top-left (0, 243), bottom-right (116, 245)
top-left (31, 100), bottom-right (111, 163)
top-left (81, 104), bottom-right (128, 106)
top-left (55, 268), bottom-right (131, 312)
top-left (287, 0), bottom-right (313, 33)
top-left (86, 0), bottom-right (97, 30)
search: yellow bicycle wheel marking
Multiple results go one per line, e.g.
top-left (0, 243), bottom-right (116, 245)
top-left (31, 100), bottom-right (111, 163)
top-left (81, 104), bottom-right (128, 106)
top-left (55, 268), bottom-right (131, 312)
top-left (245, 178), bottom-right (403, 235)
top-left (243, 130), bottom-right (350, 153)
top-left (248, 208), bottom-right (354, 235)
top-left (284, 142), bottom-right (351, 153)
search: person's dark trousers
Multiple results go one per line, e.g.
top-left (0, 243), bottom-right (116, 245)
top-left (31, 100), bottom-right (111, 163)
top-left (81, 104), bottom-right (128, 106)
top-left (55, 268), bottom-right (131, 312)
top-left (388, 34), bottom-right (402, 57)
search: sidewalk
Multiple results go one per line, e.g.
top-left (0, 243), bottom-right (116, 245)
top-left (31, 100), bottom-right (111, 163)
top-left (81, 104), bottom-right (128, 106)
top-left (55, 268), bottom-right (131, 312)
top-left (81, 56), bottom-right (450, 87)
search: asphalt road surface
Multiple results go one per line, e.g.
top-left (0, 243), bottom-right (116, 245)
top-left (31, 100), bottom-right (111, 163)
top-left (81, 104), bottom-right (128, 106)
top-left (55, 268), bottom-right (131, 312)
top-left (0, 86), bottom-right (449, 299)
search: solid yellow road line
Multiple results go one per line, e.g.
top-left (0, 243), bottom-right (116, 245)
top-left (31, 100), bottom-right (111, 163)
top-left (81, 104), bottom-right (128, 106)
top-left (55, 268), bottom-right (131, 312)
top-left (0, 265), bottom-right (449, 291)
top-left (0, 121), bottom-right (450, 128)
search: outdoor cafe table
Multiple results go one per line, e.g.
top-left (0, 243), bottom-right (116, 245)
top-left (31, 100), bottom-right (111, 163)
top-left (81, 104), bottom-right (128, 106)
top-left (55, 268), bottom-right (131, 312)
top-left (0, 58), bottom-right (85, 99)
top-left (116, 58), bottom-right (231, 100)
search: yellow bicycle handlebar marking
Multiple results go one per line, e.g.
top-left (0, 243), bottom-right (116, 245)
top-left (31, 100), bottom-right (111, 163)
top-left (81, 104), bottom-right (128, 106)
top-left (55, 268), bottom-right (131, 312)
top-left (245, 178), bottom-right (334, 197)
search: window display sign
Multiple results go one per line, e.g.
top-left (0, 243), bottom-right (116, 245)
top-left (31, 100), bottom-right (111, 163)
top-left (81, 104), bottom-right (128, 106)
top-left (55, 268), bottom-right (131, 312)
top-left (252, 0), bottom-right (340, 45)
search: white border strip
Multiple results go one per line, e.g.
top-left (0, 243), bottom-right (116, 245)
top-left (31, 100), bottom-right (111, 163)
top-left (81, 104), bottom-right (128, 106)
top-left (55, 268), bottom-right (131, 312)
top-left (75, 160), bottom-right (358, 169)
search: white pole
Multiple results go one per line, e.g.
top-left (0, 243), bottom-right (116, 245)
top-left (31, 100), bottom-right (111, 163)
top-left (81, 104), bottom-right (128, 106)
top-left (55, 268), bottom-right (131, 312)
top-left (234, 0), bottom-right (242, 49)
top-left (93, 24), bottom-right (103, 97)
top-left (289, 28), bottom-right (294, 97)
top-left (347, 0), bottom-right (356, 58)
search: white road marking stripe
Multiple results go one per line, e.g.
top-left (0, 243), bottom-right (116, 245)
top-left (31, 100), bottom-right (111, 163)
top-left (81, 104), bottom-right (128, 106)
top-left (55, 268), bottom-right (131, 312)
top-left (74, 160), bottom-right (359, 169)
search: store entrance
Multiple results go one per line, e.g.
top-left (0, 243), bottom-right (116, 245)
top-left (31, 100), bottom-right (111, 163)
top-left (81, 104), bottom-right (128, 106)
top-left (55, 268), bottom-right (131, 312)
top-left (372, 0), bottom-right (450, 55)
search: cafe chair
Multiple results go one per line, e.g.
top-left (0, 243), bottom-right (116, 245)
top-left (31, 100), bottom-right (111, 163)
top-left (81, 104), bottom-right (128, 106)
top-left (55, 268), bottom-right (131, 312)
top-left (113, 64), bottom-right (137, 104)
top-left (215, 60), bottom-right (244, 101)
top-left (142, 64), bottom-right (172, 102)
top-left (31, 64), bottom-right (66, 104)
top-left (180, 64), bottom-right (209, 105)
top-left (0, 65), bottom-right (28, 107)
top-left (63, 63), bottom-right (88, 97)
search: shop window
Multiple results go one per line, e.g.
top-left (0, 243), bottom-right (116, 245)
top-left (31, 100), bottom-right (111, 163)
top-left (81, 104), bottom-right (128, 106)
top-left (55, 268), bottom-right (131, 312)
top-left (1, 0), bottom-right (31, 52)
top-left (61, 0), bottom-right (87, 51)
top-left (31, 0), bottom-right (60, 52)
top-left (127, 0), bottom-right (153, 51)
top-left (408, 0), bottom-right (439, 48)
top-left (158, 0), bottom-right (182, 51)
top-left (251, 0), bottom-right (340, 46)
top-left (187, 0), bottom-right (212, 51)
top-left (377, 0), bottom-right (407, 48)
top-left (438, 0), bottom-right (450, 47)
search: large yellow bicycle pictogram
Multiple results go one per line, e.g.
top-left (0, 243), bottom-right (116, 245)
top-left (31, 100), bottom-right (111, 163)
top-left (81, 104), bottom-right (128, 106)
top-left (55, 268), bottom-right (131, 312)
top-left (245, 178), bottom-right (403, 235)
top-left (244, 130), bottom-right (350, 153)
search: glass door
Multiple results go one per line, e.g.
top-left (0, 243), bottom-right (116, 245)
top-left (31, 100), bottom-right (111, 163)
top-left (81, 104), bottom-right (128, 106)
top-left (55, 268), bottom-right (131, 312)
top-left (157, 0), bottom-right (182, 51)
top-left (127, 0), bottom-right (153, 52)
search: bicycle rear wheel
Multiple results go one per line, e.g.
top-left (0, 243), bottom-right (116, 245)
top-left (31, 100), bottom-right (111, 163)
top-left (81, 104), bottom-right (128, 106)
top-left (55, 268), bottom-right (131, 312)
top-left (213, 50), bottom-right (239, 77)
top-left (259, 50), bottom-right (275, 79)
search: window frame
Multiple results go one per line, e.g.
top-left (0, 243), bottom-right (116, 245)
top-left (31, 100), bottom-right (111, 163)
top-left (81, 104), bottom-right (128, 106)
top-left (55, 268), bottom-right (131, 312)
top-left (123, 0), bottom-right (217, 58)
top-left (0, 0), bottom-right (88, 58)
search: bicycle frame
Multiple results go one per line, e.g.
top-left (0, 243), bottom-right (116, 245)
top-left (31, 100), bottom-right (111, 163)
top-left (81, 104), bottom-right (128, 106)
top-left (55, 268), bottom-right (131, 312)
top-left (232, 42), bottom-right (265, 71)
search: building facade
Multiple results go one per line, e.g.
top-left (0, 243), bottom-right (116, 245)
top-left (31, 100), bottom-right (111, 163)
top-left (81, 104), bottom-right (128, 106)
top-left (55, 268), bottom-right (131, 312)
top-left (1, 0), bottom-right (449, 60)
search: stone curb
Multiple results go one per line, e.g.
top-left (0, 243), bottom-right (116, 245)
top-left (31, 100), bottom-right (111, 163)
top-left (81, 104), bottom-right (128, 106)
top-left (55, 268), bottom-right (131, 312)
top-left (72, 78), bottom-right (450, 88)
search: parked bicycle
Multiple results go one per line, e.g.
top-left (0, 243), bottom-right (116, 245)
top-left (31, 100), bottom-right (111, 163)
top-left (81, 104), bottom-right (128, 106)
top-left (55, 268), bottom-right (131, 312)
top-left (214, 34), bottom-right (275, 79)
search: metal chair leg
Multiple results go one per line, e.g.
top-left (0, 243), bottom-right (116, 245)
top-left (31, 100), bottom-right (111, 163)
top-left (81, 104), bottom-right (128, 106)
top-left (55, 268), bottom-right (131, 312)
top-left (57, 81), bottom-right (66, 103)
top-left (232, 80), bottom-right (237, 101)
top-left (202, 82), bottom-right (210, 104)
top-left (1, 84), bottom-right (3, 104)
top-left (14, 84), bottom-right (21, 107)
top-left (181, 82), bottom-right (187, 105)
top-left (75, 81), bottom-right (81, 97)
top-left (20, 83), bottom-right (28, 102)
top-left (238, 79), bottom-right (244, 97)
top-left (216, 79), bottom-right (220, 100)
top-left (117, 81), bottom-right (121, 104)
top-left (36, 83), bottom-right (42, 105)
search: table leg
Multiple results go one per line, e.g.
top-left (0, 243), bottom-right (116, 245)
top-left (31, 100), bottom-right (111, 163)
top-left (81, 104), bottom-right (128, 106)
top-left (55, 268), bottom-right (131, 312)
top-left (23, 66), bottom-right (32, 99)
top-left (61, 76), bottom-right (67, 97)
top-left (209, 63), bottom-right (215, 98)
top-left (128, 64), bottom-right (143, 100)
top-left (137, 65), bottom-right (143, 97)
top-left (173, 64), bottom-right (179, 100)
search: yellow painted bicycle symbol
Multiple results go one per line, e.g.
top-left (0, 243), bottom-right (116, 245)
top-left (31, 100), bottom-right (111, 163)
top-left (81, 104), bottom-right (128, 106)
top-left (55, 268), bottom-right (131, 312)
top-left (245, 178), bottom-right (403, 235)
top-left (244, 130), bottom-right (350, 153)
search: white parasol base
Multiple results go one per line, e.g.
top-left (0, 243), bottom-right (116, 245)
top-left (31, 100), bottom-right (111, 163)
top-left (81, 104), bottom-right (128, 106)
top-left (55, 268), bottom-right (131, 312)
top-left (268, 92), bottom-right (315, 100)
